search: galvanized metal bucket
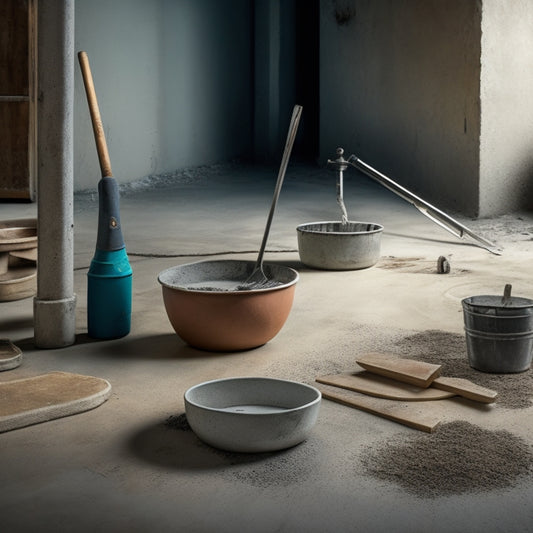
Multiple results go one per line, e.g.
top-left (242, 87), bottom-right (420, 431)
top-left (462, 285), bottom-right (533, 373)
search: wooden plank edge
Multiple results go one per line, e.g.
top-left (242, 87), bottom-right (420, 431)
top-left (316, 373), bottom-right (455, 402)
top-left (432, 376), bottom-right (498, 404)
top-left (316, 384), bottom-right (441, 433)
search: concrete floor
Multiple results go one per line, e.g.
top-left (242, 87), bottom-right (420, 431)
top-left (1, 162), bottom-right (533, 532)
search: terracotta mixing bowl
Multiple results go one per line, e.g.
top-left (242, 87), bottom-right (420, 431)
top-left (158, 260), bottom-right (299, 351)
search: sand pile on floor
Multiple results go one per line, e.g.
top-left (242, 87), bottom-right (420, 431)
top-left (361, 420), bottom-right (533, 498)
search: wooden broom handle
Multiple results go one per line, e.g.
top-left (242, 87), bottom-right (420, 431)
top-left (78, 51), bottom-right (113, 178)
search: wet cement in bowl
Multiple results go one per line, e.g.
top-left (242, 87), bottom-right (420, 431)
top-left (158, 259), bottom-right (297, 292)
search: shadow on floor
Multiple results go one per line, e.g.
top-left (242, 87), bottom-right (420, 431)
top-left (128, 416), bottom-right (285, 471)
top-left (0, 316), bottom-right (34, 332)
top-left (74, 333), bottom-right (244, 360)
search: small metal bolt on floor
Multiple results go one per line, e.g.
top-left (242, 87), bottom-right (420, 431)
top-left (437, 256), bottom-right (451, 274)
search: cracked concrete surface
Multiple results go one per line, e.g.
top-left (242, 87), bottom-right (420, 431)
top-left (1, 162), bottom-right (532, 532)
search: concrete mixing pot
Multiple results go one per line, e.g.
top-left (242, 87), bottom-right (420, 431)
top-left (158, 259), bottom-right (299, 351)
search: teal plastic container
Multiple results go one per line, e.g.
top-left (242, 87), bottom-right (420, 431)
top-left (88, 248), bottom-right (132, 339)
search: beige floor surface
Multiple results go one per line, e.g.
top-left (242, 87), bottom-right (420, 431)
top-left (1, 162), bottom-right (532, 532)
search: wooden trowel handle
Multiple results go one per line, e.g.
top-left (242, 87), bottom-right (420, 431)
top-left (78, 51), bottom-right (113, 178)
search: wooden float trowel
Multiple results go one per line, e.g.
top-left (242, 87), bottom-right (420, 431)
top-left (316, 353), bottom-right (498, 433)
top-left (356, 353), bottom-right (498, 403)
top-left (356, 352), bottom-right (442, 388)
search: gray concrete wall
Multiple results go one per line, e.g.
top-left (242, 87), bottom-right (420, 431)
top-left (74, 0), bottom-right (252, 190)
top-left (253, 0), bottom-right (298, 162)
top-left (479, 0), bottom-right (533, 216)
top-left (319, 0), bottom-right (482, 216)
top-left (72, 0), bottom-right (533, 215)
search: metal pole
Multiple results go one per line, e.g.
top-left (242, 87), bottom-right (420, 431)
top-left (328, 147), bottom-right (501, 255)
top-left (34, 0), bottom-right (76, 348)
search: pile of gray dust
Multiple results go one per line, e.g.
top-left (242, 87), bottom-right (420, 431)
top-left (361, 420), bottom-right (533, 498)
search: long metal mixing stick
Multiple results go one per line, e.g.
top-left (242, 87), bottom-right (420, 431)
top-left (236, 104), bottom-right (303, 289)
top-left (254, 105), bottom-right (303, 269)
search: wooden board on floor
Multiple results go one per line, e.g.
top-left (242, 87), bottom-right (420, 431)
top-left (316, 383), bottom-right (442, 433)
top-left (316, 371), bottom-right (455, 401)
top-left (0, 371), bottom-right (111, 432)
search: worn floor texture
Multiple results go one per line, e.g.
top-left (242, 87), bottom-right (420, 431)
top-left (1, 162), bottom-right (532, 532)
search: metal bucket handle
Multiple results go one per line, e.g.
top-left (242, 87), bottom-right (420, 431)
top-left (502, 284), bottom-right (512, 306)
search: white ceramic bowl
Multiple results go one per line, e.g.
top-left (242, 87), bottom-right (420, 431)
top-left (184, 377), bottom-right (321, 453)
